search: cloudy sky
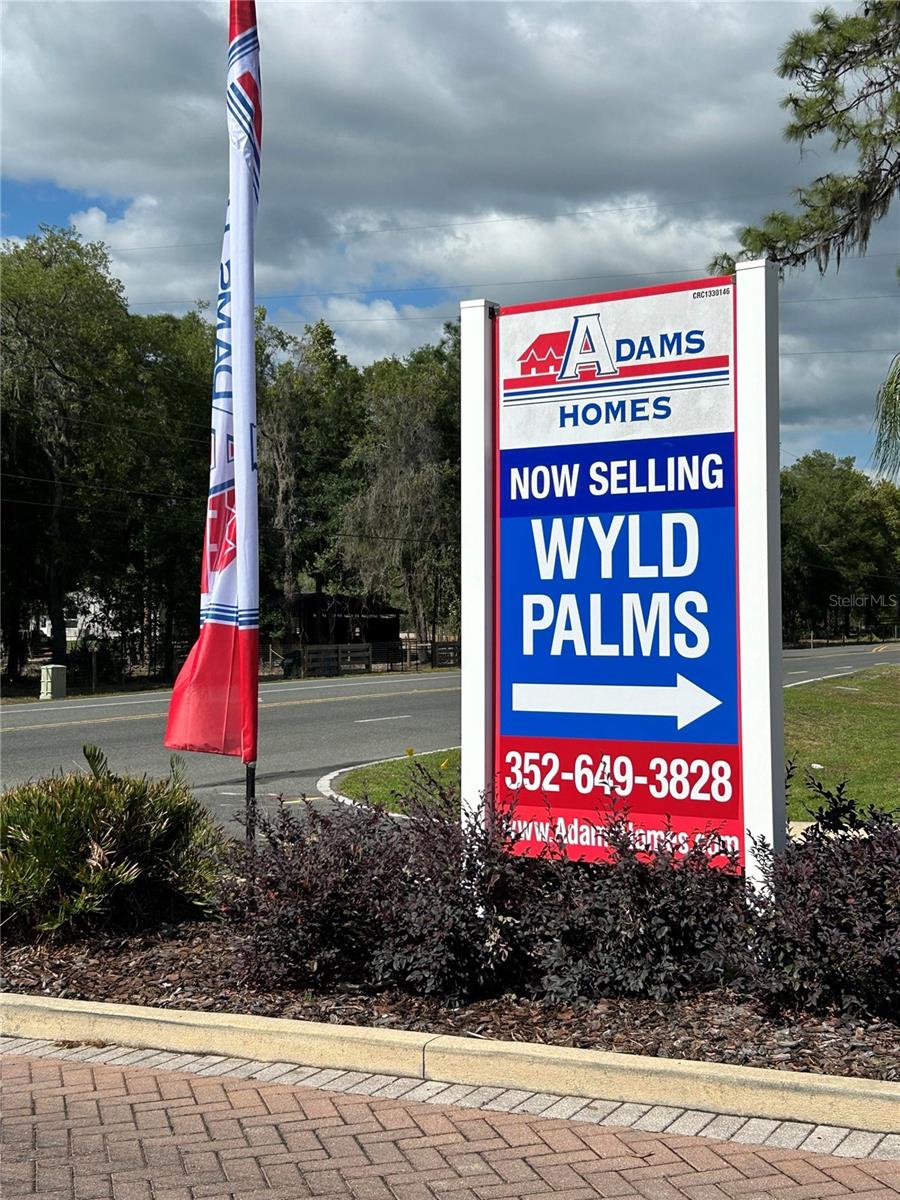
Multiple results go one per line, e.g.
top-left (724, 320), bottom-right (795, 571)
top-left (2, 0), bottom-right (897, 467)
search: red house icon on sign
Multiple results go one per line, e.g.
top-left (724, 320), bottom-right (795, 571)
top-left (518, 331), bottom-right (568, 376)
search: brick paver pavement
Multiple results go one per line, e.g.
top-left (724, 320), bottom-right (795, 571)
top-left (3, 1054), bottom-right (899, 1200)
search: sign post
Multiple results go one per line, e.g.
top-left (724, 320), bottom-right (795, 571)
top-left (460, 262), bottom-right (783, 878)
top-left (460, 298), bottom-right (496, 832)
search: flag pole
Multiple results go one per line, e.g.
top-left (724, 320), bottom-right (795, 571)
top-left (245, 761), bottom-right (257, 846)
top-left (163, 0), bottom-right (262, 801)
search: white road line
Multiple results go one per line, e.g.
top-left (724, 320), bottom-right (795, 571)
top-left (785, 644), bottom-right (896, 658)
top-left (784, 670), bottom-right (867, 689)
top-left (4, 695), bottom-right (171, 715)
top-left (3, 671), bottom-right (461, 719)
top-left (258, 673), bottom-right (459, 698)
top-left (220, 790), bottom-right (282, 797)
top-left (354, 714), bottom-right (411, 724)
top-left (3, 667), bottom-right (460, 710)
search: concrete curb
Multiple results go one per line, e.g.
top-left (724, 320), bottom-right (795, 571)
top-left (423, 1034), bottom-right (900, 1133)
top-left (316, 746), bottom-right (459, 810)
top-left (0, 993), bottom-right (431, 1079)
top-left (3, 992), bottom-right (898, 1134)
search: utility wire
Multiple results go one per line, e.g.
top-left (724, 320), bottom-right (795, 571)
top-left (4, 475), bottom-right (447, 520)
top-left (5, 493), bottom-right (897, 576)
top-left (125, 276), bottom-right (897, 309)
top-left (12, 342), bottom-right (897, 449)
top-left (0, 494), bottom-right (434, 545)
top-left (33, 413), bottom-right (211, 443)
top-left (3, 473), bottom-right (206, 504)
top-left (781, 348), bottom-right (897, 357)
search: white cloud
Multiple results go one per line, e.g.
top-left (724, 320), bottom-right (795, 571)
top-left (2, 0), bottom-right (896, 443)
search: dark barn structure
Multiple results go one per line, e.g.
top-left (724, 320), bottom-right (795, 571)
top-left (291, 592), bottom-right (402, 646)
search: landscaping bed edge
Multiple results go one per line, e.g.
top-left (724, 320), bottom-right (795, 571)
top-left (3, 991), bottom-right (898, 1133)
top-left (315, 746), bottom-right (459, 810)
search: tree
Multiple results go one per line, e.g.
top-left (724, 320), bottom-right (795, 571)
top-left (712, 1), bottom-right (900, 474)
top-left (1, 226), bottom-right (224, 683)
top-left (874, 354), bottom-right (900, 477)
top-left (257, 319), bottom-right (363, 638)
top-left (340, 324), bottom-right (460, 641)
top-left (1, 227), bottom-right (133, 666)
top-left (98, 309), bottom-right (215, 679)
top-left (715, 3), bottom-right (899, 272)
top-left (780, 451), bottom-right (900, 638)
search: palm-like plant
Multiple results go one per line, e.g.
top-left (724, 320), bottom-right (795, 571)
top-left (712, 2), bottom-right (900, 477)
top-left (873, 353), bottom-right (900, 478)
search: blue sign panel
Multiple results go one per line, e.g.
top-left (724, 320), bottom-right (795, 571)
top-left (495, 279), bottom-right (743, 861)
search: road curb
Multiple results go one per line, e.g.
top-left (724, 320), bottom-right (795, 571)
top-left (2, 992), bottom-right (898, 1133)
top-left (316, 746), bottom-right (459, 809)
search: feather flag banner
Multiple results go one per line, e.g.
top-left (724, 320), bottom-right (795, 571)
top-left (165, 0), bottom-right (261, 765)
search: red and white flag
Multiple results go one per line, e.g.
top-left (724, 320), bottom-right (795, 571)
top-left (165, 0), bottom-right (262, 763)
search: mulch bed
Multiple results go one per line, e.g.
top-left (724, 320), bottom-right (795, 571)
top-left (3, 920), bottom-right (898, 1083)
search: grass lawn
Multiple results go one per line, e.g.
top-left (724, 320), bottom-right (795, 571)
top-left (336, 667), bottom-right (899, 821)
top-left (338, 748), bottom-right (461, 812)
top-left (783, 664), bottom-right (899, 820)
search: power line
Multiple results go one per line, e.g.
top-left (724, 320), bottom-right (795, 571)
top-left (262, 302), bottom-right (900, 340)
top-left (129, 270), bottom-right (668, 307)
top-left (7, 471), bottom-right (456, 522)
top-left (39, 413), bottom-right (210, 445)
top-left (96, 193), bottom-right (800, 255)
top-left (780, 294), bottom-right (897, 305)
top-left (277, 313), bottom-right (450, 325)
top-left (126, 274), bottom-right (897, 309)
top-left (0, 495), bottom-right (200, 522)
top-left (0, 495), bottom-right (436, 546)
top-left (781, 348), bottom-right (897, 357)
top-left (6, 492), bottom-right (898, 572)
top-left (3, 473), bottom-right (205, 504)
top-left (16, 346), bottom-right (898, 450)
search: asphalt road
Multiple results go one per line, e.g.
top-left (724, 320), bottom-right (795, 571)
top-left (781, 642), bottom-right (900, 686)
top-left (0, 671), bottom-right (462, 830)
top-left (2, 644), bottom-right (897, 831)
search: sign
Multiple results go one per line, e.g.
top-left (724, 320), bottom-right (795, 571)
top-left (460, 264), bottom-right (783, 875)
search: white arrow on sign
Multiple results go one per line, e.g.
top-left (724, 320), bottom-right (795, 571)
top-left (512, 675), bottom-right (722, 730)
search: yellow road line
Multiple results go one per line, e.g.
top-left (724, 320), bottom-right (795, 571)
top-left (0, 686), bottom-right (461, 734)
top-left (0, 712), bottom-right (167, 734)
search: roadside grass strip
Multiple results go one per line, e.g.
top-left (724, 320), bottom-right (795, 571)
top-left (783, 665), bottom-right (899, 820)
top-left (331, 667), bottom-right (899, 824)
top-left (337, 747), bottom-right (462, 812)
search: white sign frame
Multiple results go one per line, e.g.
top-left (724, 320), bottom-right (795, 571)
top-left (460, 262), bottom-right (784, 879)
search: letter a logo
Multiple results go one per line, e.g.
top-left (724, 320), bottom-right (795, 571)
top-left (558, 313), bottom-right (618, 380)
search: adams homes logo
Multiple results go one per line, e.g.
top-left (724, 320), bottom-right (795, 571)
top-left (503, 312), bottom-right (729, 406)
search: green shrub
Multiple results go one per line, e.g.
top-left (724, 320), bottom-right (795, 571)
top-left (229, 777), bottom-right (747, 1004)
top-left (748, 776), bottom-right (900, 1016)
top-left (1, 746), bottom-right (224, 939)
top-left (514, 818), bottom-right (748, 1003)
top-left (230, 771), bottom-right (899, 1015)
top-left (224, 770), bottom-right (530, 1002)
